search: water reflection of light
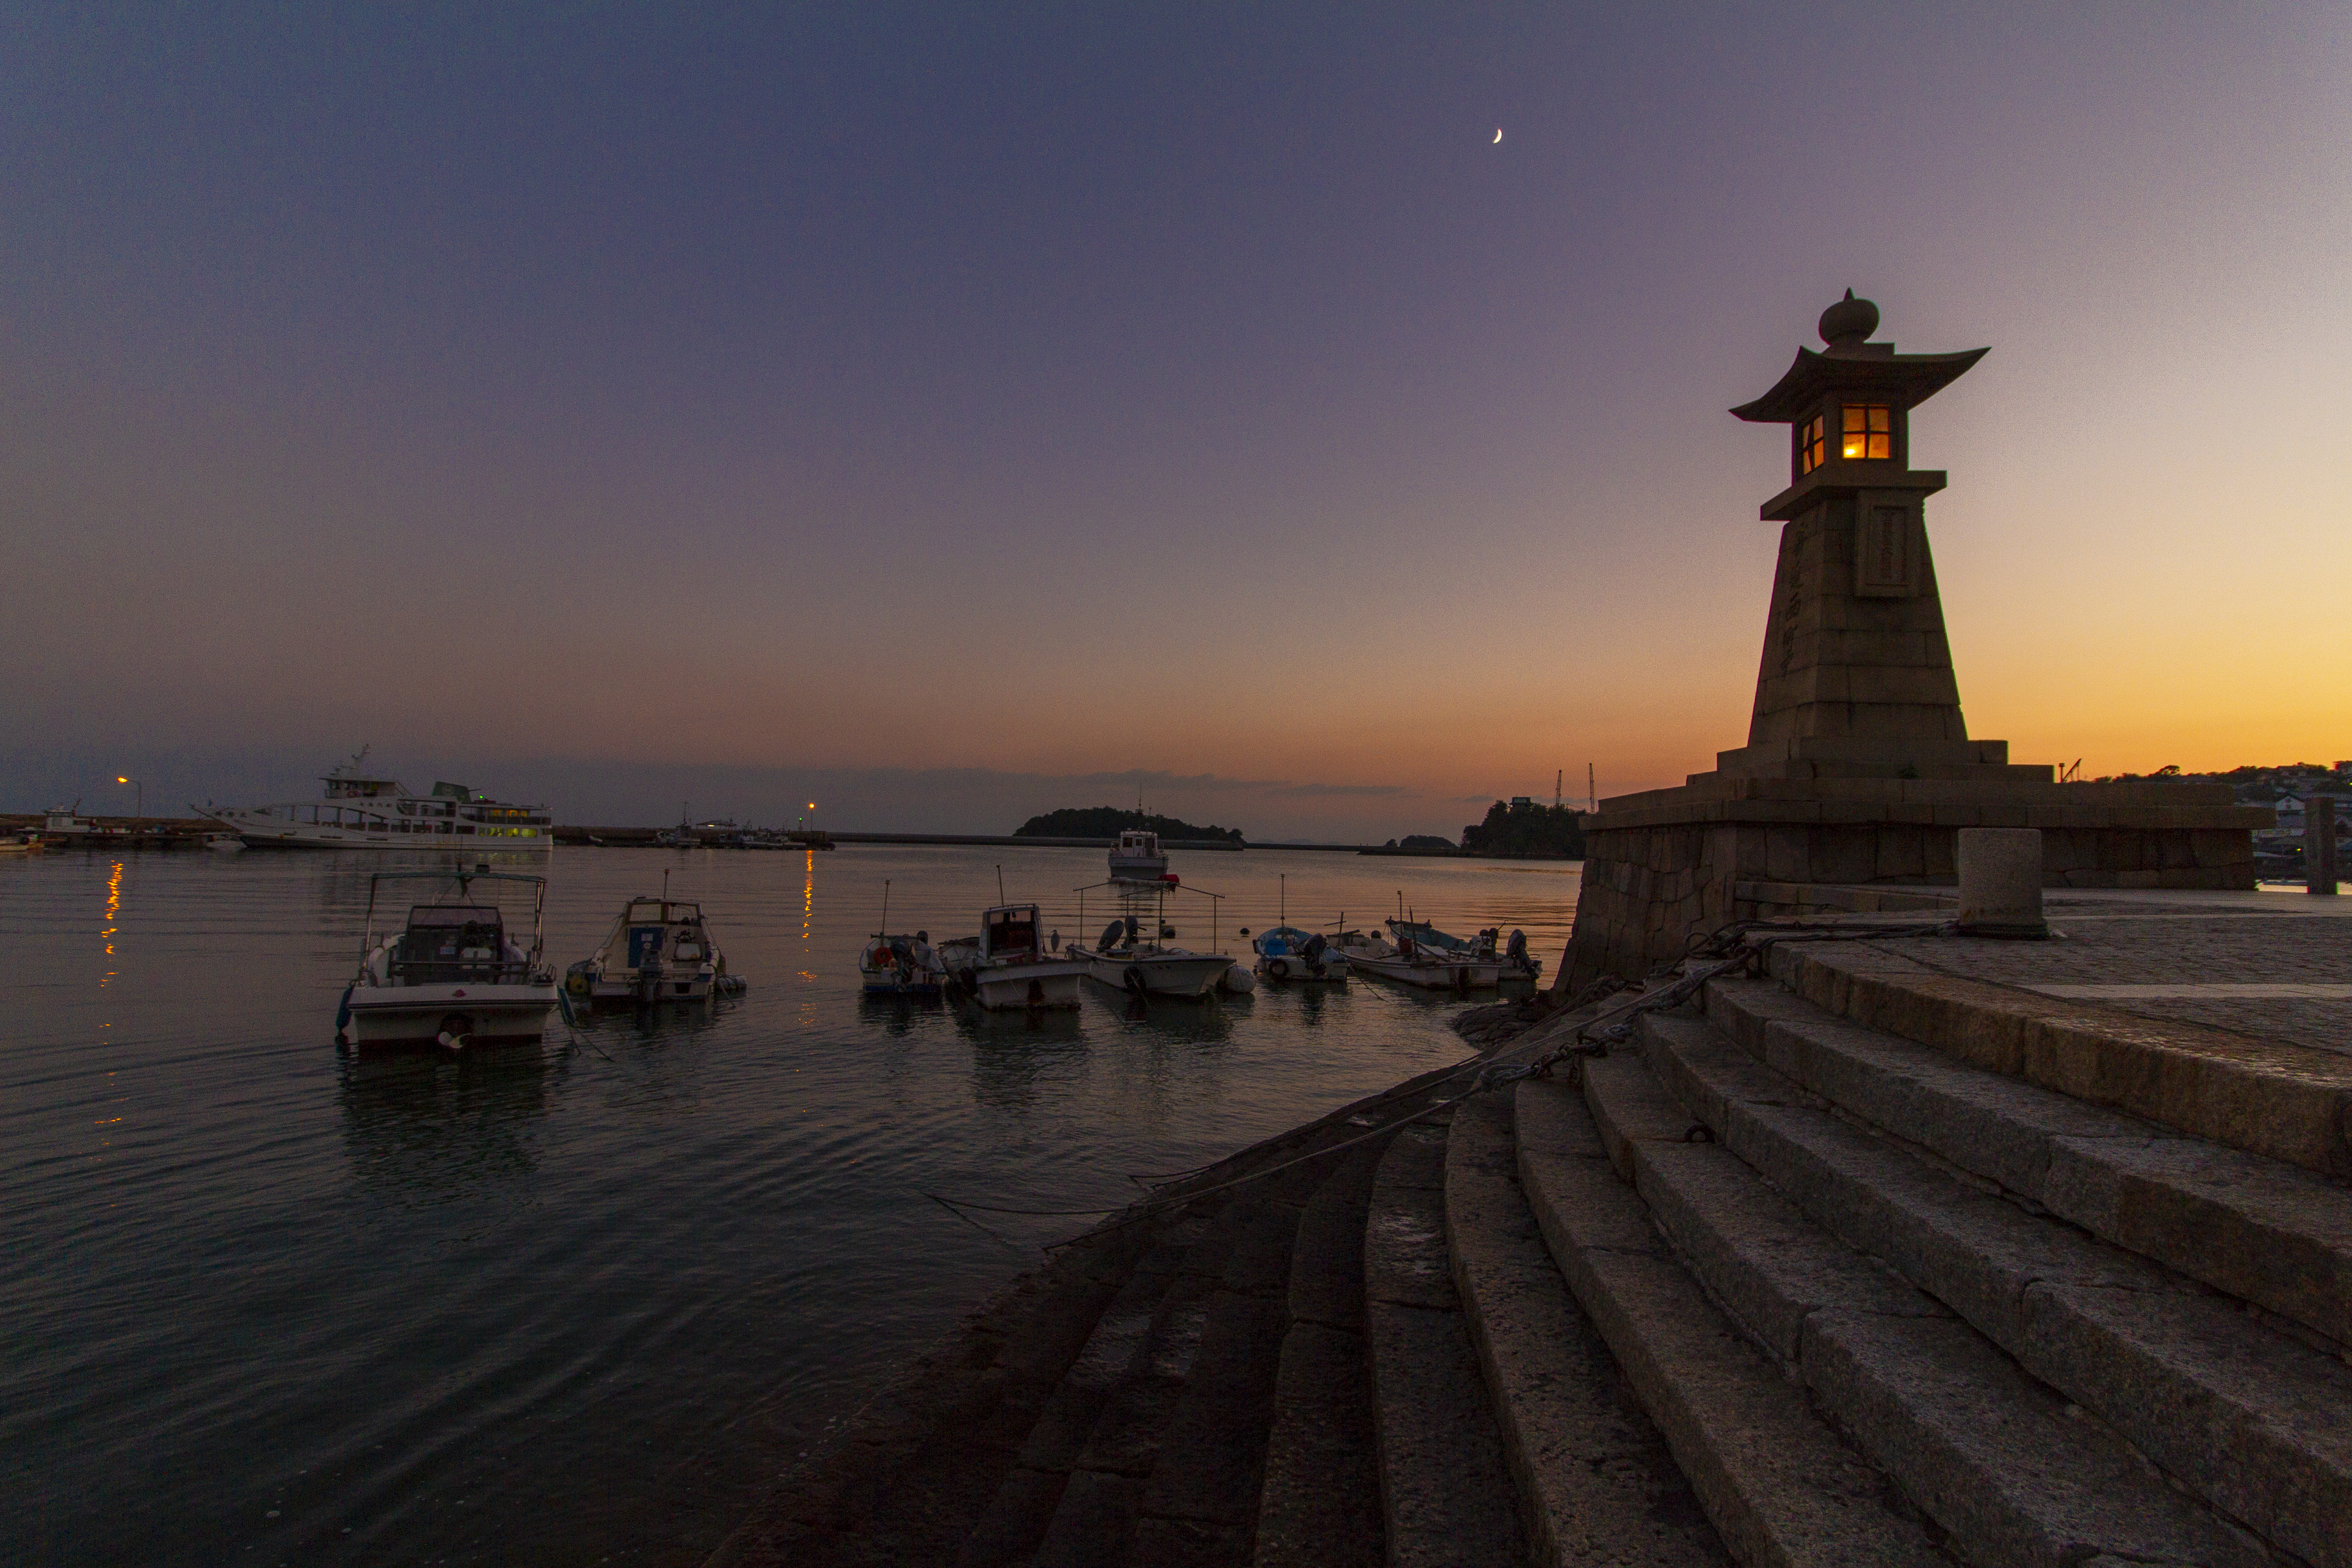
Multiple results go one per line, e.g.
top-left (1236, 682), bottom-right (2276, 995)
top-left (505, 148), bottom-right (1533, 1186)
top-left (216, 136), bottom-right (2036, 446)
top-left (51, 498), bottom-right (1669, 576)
top-left (100, 858), bottom-right (123, 985)
top-left (802, 851), bottom-right (814, 942)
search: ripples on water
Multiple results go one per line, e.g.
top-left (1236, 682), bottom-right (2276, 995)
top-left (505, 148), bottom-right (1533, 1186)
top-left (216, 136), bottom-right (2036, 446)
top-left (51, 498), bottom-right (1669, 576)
top-left (2, 843), bottom-right (1579, 1565)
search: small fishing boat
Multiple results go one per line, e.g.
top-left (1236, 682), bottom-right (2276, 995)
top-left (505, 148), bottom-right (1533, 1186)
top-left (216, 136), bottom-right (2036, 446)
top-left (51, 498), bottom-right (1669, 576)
top-left (38, 804), bottom-right (98, 840)
top-left (1250, 925), bottom-right (1346, 983)
top-left (1342, 918), bottom-right (1542, 991)
top-left (937, 903), bottom-right (1085, 1010)
top-left (1068, 920), bottom-right (1235, 998)
top-left (337, 867), bottom-right (559, 1049)
top-left (861, 931), bottom-right (946, 995)
top-left (1068, 875), bottom-right (1234, 998)
top-left (858, 881), bottom-right (946, 995)
top-left (567, 894), bottom-right (739, 1004)
top-left (1108, 828), bottom-right (1169, 882)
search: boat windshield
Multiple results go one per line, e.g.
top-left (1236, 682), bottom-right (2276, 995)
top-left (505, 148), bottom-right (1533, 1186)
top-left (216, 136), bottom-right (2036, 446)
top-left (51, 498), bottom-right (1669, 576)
top-left (392, 906), bottom-right (519, 983)
top-left (986, 910), bottom-right (1038, 958)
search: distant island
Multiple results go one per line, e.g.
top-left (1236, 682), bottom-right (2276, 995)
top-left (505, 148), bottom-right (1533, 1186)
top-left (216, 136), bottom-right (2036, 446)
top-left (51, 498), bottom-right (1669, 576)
top-left (1460, 798), bottom-right (1588, 858)
top-left (1015, 807), bottom-right (1246, 844)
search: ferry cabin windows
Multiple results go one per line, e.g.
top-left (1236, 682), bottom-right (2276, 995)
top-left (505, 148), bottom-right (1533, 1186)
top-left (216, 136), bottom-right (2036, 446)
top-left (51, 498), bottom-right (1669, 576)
top-left (1799, 415), bottom-right (1826, 475)
top-left (1841, 405), bottom-right (1891, 461)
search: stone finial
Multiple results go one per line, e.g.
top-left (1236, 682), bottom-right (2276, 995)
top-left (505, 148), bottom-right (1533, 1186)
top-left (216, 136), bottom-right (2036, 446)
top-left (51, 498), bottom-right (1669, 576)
top-left (1818, 289), bottom-right (1880, 349)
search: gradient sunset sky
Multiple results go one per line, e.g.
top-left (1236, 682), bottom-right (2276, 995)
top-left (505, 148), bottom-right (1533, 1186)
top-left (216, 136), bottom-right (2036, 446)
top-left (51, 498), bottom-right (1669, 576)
top-left (5, 5), bottom-right (2346, 837)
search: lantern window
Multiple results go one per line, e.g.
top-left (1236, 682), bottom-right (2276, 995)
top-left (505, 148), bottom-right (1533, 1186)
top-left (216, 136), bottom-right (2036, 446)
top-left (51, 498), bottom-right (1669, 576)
top-left (1799, 414), bottom-right (1827, 475)
top-left (1841, 405), bottom-right (1891, 461)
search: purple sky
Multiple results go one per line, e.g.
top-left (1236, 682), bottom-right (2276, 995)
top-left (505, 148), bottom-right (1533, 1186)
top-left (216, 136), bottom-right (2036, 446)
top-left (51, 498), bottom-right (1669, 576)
top-left (5, 5), bottom-right (2346, 836)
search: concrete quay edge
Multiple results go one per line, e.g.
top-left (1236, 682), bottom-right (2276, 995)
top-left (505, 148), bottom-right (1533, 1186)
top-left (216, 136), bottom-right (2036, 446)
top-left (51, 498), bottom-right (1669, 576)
top-left (1765, 939), bottom-right (2352, 1178)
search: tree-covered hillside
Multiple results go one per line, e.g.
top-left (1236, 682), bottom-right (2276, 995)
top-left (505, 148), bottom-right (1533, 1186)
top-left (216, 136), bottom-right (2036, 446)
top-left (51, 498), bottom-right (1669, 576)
top-left (1015, 807), bottom-right (1246, 844)
top-left (1460, 799), bottom-right (1587, 858)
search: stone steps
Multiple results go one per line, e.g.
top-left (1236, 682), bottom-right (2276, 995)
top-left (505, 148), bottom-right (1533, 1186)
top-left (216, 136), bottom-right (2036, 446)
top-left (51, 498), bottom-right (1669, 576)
top-left (1254, 1139), bottom-right (1388, 1568)
top-left (1128, 1162), bottom-right (1322, 1565)
top-left (711, 969), bottom-right (2352, 1568)
top-left (1026, 1194), bottom-right (1258, 1568)
top-left (1512, 1073), bottom-right (1950, 1568)
top-left (1362, 1113), bottom-right (1529, 1566)
top-left (1760, 938), bottom-right (2352, 1178)
top-left (1585, 1038), bottom-right (2265, 1567)
top-left (1441, 1091), bottom-right (1726, 1566)
top-left (957, 1202), bottom-right (1220, 1568)
top-left (1636, 1004), bottom-right (2352, 1568)
top-left (1701, 973), bottom-right (2352, 1347)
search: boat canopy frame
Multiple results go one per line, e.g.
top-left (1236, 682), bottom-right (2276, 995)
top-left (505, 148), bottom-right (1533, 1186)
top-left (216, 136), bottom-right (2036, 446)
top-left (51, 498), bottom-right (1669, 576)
top-left (362, 866), bottom-right (549, 969)
top-left (1073, 878), bottom-right (1225, 958)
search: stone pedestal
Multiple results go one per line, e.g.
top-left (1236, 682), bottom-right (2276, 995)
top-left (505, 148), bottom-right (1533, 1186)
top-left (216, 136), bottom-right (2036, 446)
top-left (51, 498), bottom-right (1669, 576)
top-left (1957, 828), bottom-right (2047, 937)
top-left (1563, 774), bottom-right (2264, 985)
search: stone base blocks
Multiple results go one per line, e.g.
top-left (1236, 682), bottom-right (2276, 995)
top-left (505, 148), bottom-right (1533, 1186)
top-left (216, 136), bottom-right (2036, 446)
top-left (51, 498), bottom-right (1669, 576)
top-left (1564, 775), bottom-right (2269, 984)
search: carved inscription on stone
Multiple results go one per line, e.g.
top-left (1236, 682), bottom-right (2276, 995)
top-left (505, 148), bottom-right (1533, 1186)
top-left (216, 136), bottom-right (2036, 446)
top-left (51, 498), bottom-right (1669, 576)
top-left (1855, 496), bottom-right (1922, 598)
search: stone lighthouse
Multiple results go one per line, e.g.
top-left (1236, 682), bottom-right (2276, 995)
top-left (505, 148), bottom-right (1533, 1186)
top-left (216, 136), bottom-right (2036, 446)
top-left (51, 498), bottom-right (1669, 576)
top-left (1718, 290), bottom-right (2007, 782)
top-left (1561, 293), bottom-right (2267, 985)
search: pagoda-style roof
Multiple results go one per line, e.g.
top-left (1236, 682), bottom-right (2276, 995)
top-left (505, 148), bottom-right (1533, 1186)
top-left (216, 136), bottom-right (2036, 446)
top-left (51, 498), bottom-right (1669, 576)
top-left (1731, 342), bottom-right (1988, 425)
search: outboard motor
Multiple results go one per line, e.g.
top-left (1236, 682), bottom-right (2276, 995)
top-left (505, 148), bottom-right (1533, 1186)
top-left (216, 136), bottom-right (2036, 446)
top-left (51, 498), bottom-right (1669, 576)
top-left (1506, 928), bottom-right (1528, 966)
top-left (1101, 919), bottom-right (1127, 951)
top-left (1301, 931), bottom-right (1329, 974)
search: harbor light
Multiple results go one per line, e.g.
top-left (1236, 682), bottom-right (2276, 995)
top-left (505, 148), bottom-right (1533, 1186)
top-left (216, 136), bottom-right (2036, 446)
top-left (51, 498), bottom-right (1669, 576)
top-left (117, 775), bottom-right (142, 819)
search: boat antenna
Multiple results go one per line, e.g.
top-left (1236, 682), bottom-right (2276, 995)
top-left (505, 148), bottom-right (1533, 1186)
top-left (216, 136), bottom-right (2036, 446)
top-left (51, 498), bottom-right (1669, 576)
top-left (996, 863), bottom-right (1006, 903)
top-left (663, 868), bottom-right (670, 900)
top-left (880, 878), bottom-right (890, 933)
top-left (1279, 872), bottom-right (1285, 924)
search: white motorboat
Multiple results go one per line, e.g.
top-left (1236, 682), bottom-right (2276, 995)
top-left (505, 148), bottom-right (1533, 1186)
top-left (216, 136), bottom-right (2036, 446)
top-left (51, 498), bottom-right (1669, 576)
top-left (1342, 919), bottom-right (1542, 991)
top-left (196, 747), bottom-right (553, 850)
top-left (937, 903), bottom-right (1085, 1010)
top-left (1250, 925), bottom-right (1346, 983)
top-left (1108, 828), bottom-right (1170, 882)
top-left (336, 867), bottom-right (559, 1049)
top-left (567, 895), bottom-right (740, 1004)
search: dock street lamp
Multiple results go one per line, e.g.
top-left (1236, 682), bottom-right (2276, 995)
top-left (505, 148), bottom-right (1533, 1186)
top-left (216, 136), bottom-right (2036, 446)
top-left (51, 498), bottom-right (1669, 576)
top-left (117, 775), bottom-right (142, 821)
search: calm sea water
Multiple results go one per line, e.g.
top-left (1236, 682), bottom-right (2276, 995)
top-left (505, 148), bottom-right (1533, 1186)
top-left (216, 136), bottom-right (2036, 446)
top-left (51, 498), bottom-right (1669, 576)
top-left (3, 843), bottom-right (1578, 1567)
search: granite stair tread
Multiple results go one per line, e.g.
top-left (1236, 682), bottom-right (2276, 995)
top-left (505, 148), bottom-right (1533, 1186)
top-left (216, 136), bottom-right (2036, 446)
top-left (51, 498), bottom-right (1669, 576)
top-left (1638, 1004), bottom-right (2352, 1568)
top-left (1511, 1075), bottom-right (1947, 1568)
top-left (1441, 1091), bottom-right (1726, 1567)
top-left (1026, 1195), bottom-right (1255, 1568)
top-left (1585, 1037), bottom-right (2266, 1568)
top-left (1363, 1115), bottom-right (1529, 1567)
top-left (1254, 1140), bottom-right (1388, 1568)
top-left (1703, 972), bottom-right (2352, 1347)
top-left (956, 1206), bottom-right (1211, 1568)
top-left (1130, 1161), bottom-right (1326, 1568)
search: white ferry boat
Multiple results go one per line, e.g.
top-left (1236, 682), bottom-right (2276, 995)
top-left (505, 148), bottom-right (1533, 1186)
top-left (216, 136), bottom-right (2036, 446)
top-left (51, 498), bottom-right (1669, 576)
top-left (195, 750), bottom-right (552, 850)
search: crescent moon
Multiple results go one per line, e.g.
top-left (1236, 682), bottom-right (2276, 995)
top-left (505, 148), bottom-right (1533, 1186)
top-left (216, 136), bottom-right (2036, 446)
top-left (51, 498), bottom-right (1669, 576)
top-left (1493, 128), bottom-right (1503, 143)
